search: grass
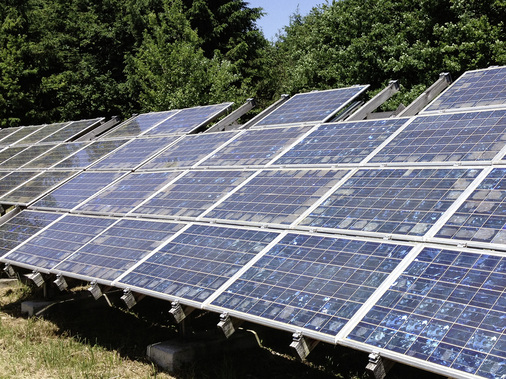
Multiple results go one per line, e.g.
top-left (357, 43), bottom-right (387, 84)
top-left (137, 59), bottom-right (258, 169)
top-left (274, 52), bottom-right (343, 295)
top-left (0, 280), bottom-right (445, 379)
top-left (0, 281), bottom-right (172, 379)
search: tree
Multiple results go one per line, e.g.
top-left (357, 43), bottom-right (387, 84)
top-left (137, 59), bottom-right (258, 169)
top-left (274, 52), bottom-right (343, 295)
top-left (273, 0), bottom-right (506, 108)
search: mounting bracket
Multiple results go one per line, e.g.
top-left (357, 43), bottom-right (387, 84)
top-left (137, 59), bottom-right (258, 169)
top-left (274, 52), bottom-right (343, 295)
top-left (3, 264), bottom-right (16, 278)
top-left (366, 351), bottom-right (395, 379)
top-left (289, 331), bottom-right (319, 360)
top-left (88, 281), bottom-right (103, 300)
top-left (217, 312), bottom-right (244, 339)
top-left (25, 271), bottom-right (45, 288)
top-left (169, 300), bottom-right (195, 324)
top-left (120, 288), bottom-right (137, 309)
top-left (53, 274), bottom-right (68, 291)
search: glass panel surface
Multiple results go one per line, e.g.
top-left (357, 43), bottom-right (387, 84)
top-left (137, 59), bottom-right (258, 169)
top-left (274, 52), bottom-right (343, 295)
top-left (119, 224), bottom-right (279, 302)
top-left (213, 234), bottom-right (412, 336)
top-left (301, 168), bottom-right (481, 236)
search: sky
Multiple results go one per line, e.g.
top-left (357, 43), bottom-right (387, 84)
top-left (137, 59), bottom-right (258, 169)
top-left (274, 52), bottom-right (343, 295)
top-left (247, 0), bottom-right (326, 41)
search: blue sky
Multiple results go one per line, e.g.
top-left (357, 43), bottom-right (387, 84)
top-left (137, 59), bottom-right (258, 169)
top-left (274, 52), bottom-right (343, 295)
top-left (247, 0), bottom-right (326, 41)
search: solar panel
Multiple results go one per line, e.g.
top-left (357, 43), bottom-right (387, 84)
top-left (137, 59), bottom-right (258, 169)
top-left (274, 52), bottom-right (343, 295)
top-left (88, 136), bottom-right (180, 170)
top-left (211, 233), bottom-right (412, 337)
top-left (300, 168), bottom-right (481, 236)
top-left (53, 219), bottom-right (186, 282)
top-left (1, 126), bottom-right (41, 145)
top-left (17, 122), bottom-right (70, 145)
top-left (0, 144), bottom-right (57, 169)
top-left (423, 66), bottom-right (506, 113)
top-left (38, 118), bottom-right (103, 143)
top-left (21, 142), bottom-right (88, 169)
top-left (203, 169), bottom-right (349, 225)
top-left (131, 170), bottom-right (255, 218)
top-left (347, 246), bottom-right (506, 378)
top-left (370, 110), bottom-right (506, 164)
top-left (0, 127), bottom-right (23, 145)
top-left (30, 172), bottom-right (125, 211)
top-left (103, 111), bottom-right (179, 139)
top-left (0, 171), bottom-right (38, 197)
top-left (0, 146), bottom-right (28, 164)
top-left (145, 103), bottom-right (233, 136)
top-left (117, 224), bottom-right (279, 302)
top-left (273, 119), bottom-right (408, 166)
top-left (198, 126), bottom-right (313, 167)
top-left (76, 171), bottom-right (182, 215)
top-left (0, 170), bottom-right (76, 205)
top-left (435, 167), bottom-right (506, 245)
top-left (253, 86), bottom-right (369, 127)
top-left (53, 139), bottom-right (129, 170)
top-left (139, 132), bottom-right (235, 170)
top-left (0, 210), bottom-right (62, 258)
top-left (2, 214), bottom-right (117, 271)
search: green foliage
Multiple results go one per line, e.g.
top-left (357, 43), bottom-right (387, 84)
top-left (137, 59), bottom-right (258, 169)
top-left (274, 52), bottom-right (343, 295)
top-left (273, 0), bottom-right (506, 109)
top-left (1, 0), bottom-right (505, 125)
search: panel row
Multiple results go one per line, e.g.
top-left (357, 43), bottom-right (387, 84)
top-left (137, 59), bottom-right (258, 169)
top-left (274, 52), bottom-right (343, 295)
top-left (1, 211), bottom-right (503, 378)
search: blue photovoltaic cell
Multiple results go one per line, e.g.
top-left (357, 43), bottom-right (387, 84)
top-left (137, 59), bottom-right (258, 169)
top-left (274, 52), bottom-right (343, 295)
top-left (0, 171), bottom-right (38, 197)
top-left (38, 118), bottom-right (103, 143)
top-left (0, 126), bottom-right (40, 145)
top-left (435, 168), bottom-right (506, 244)
top-left (118, 224), bottom-right (279, 302)
top-left (424, 66), bottom-right (506, 113)
top-left (145, 103), bottom-right (233, 136)
top-left (0, 146), bottom-right (28, 164)
top-left (3, 215), bottom-right (116, 270)
top-left (132, 170), bottom-right (255, 218)
top-left (198, 126), bottom-right (313, 167)
top-left (203, 169), bottom-right (348, 225)
top-left (0, 144), bottom-right (56, 169)
top-left (22, 142), bottom-right (88, 169)
top-left (300, 168), bottom-right (481, 236)
top-left (348, 247), bottom-right (506, 378)
top-left (273, 119), bottom-right (407, 165)
top-left (53, 139), bottom-right (129, 169)
top-left (0, 211), bottom-right (61, 258)
top-left (0, 127), bottom-right (22, 145)
top-left (88, 136), bottom-right (180, 170)
top-left (103, 111), bottom-right (178, 138)
top-left (213, 234), bottom-right (412, 336)
top-left (139, 132), bottom-right (235, 170)
top-left (31, 172), bottom-right (124, 210)
top-left (54, 219), bottom-right (185, 282)
top-left (0, 170), bottom-right (76, 205)
top-left (18, 122), bottom-right (70, 145)
top-left (371, 110), bottom-right (506, 163)
top-left (77, 171), bottom-right (181, 215)
top-left (254, 86), bottom-right (368, 127)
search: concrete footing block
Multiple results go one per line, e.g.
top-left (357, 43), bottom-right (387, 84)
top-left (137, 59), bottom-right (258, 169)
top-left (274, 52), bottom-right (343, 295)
top-left (147, 331), bottom-right (261, 372)
top-left (21, 300), bottom-right (54, 317)
top-left (0, 279), bottom-right (18, 288)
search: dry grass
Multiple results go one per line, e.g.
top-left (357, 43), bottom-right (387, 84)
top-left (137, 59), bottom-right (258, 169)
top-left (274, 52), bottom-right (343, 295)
top-left (0, 281), bottom-right (173, 379)
top-left (0, 280), bottom-right (444, 379)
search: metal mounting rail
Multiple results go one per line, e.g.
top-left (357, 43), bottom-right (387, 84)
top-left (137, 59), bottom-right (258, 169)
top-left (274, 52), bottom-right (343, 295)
top-left (397, 72), bottom-right (452, 117)
top-left (239, 94), bottom-right (290, 129)
top-left (346, 80), bottom-right (400, 121)
top-left (205, 98), bottom-right (256, 133)
top-left (76, 116), bottom-right (121, 141)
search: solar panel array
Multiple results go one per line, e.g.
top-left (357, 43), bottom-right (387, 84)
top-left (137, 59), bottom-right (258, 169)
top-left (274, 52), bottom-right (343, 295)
top-left (1, 70), bottom-right (506, 379)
